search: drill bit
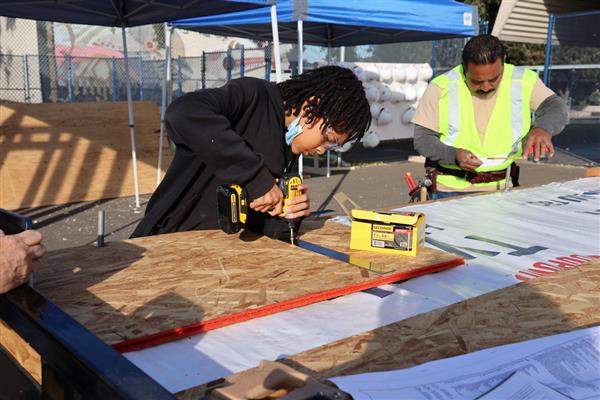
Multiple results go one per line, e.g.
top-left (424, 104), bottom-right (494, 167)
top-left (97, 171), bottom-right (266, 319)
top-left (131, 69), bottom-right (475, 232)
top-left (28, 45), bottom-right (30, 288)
top-left (289, 222), bottom-right (295, 246)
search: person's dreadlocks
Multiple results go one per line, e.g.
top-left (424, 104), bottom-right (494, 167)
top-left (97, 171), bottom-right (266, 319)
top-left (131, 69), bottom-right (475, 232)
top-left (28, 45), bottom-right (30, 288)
top-left (277, 65), bottom-right (371, 143)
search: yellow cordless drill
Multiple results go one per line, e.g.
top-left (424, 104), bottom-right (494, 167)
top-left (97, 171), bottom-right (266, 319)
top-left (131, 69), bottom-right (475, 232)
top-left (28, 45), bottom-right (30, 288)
top-left (217, 174), bottom-right (303, 245)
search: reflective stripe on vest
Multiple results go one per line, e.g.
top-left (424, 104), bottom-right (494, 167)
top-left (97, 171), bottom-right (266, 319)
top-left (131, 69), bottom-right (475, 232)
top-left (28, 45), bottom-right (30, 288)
top-left (446, 69), bottom-right (460, 146)
top-left (510, 67), bottom-right (524, 156)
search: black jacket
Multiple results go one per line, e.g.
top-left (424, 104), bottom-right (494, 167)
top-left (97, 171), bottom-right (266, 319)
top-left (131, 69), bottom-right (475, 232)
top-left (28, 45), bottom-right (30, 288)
top-left (131, 77), bottom-right (294, 238)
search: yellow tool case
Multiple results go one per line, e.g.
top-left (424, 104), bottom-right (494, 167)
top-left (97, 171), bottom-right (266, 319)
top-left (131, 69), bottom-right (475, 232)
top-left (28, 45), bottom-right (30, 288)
top-left (350, 209), bottom-right (426, 256)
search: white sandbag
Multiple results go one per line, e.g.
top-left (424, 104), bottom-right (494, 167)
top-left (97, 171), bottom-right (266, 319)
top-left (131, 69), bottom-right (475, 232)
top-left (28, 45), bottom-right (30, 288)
top-left (365, 65), bottom-right (380, 81)
top-left (418, 63), bottom-right (433, 81)
top-left (364, 84), bottom-right (379, 103)
top-left (362, 130), bottom-right (380, 148)
top-left (376, 109), bottom-right (393, 126)
top-left (392, 66), bottom-right (406, 82)
top-left (352, 66), bottom-right (366, 82)
top-left (405, 65), bottom-right (418, 83)
top-left (379, 66), bottom-right (393, 83)
top-left (370, 103), bottom-right (382, 118)
top-left (378, 85), bottom-right (391, 102)
top-left (401, 107), bottom-right (415, 124)
top-left (415, 81), bottom-right (428, 100)
top-left (404, 84), bottom-right (417, 102)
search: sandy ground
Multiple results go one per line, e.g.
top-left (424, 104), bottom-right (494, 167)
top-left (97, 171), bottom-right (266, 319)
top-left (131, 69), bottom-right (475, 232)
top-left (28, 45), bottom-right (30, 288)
top-left (15, 140), bottom-right (595, 252)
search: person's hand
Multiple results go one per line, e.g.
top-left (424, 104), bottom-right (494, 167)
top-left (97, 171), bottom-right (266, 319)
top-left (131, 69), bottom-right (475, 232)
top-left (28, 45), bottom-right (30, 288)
top-left (455, 148), bottom-right (483, 172)
top-left (0, 229), bottom-right (45, 294)
top-left (523, 128), bottom-right (554, 162)
top-left (249, 183), bottom-right (285, 216)
top-left (283, 183), bottom-right (311, 220)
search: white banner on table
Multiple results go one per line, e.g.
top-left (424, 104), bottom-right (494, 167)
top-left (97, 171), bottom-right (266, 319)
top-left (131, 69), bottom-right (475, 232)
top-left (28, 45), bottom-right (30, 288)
top-left (125, 178), bottom-right (600, 393)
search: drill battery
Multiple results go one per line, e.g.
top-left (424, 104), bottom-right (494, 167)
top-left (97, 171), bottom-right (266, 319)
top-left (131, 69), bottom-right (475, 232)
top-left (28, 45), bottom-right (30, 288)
top-left (216, 184), bottom-right (248, 234)
top-left (216, 174), bottom-right (303, 235)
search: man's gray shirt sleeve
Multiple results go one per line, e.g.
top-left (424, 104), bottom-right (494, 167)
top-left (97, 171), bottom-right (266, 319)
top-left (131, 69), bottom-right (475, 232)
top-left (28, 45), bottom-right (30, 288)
top-left (533, 94), bottom-right (569, 135)
top-left (413, 124), bottom-right (456, 164)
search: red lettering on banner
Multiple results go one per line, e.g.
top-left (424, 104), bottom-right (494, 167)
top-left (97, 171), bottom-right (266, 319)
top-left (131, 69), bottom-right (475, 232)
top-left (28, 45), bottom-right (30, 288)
top-left (515, 254), bottom-right (599, 281)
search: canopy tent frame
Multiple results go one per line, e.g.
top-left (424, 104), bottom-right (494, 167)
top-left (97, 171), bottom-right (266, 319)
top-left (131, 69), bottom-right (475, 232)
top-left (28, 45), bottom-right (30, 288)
top-left (170, 0), bottom-right (479, 178)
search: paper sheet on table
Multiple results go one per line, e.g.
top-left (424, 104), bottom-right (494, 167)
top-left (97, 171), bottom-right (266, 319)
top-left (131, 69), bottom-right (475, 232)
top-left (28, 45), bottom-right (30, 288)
top-left (331, 325), bottom-right (600, 400)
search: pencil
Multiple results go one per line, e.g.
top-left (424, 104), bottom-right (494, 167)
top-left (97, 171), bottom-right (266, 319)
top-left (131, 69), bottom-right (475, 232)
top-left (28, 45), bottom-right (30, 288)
top-left (486, 156), bottom-right (523, 160)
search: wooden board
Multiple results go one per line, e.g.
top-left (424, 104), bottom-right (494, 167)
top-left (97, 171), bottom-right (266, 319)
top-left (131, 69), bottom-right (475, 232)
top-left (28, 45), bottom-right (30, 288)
top-left (35, 222), bottom-right (462, 352)
top-left (0, 101), bottom-right (171, 209)
top-left (177, 260), bottom-right (600, 399)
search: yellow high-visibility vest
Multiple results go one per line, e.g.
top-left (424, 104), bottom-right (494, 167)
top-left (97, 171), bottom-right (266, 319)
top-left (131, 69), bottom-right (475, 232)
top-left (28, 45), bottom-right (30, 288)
top-left (432, 63), bottom-right (537, 189)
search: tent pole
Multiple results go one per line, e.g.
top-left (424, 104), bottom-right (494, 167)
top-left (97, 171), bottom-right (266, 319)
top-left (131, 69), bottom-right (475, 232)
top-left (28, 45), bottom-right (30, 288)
top-left (157, 23), bottom-right (172, 187)
top-left (121, 26), bottom-right (141, 208)
top-left (297, 20), bottom-right (303, 74)
top-left (270, 5), bottom-right (282, 83)
top-left (297, 19), bottom-right (304, 178)
top-left (340, 46), bottom-right (345, 62)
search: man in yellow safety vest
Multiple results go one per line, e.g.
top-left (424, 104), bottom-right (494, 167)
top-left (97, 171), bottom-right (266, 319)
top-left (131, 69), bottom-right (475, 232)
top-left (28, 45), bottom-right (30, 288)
top-left (412, 34), bottom-right (569, 199)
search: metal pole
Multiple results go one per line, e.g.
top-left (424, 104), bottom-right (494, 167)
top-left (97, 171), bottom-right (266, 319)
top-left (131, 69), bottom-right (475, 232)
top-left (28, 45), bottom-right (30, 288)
top-left (22, 55), bottom-right (31, 103)
top-left (97, 210), bottom-right (105, 247)
top-left (157, 24), bottom-right (172, 187)
top-left (264, 47), bottom-right (271, 81)
top-left (201, 50), bottom-right (206, 88)
top-left (326, 149), bottom-right (331, 178)
top-left (121, 26), bottom-right (141, 208)
top-left (111, 57), bottom-right (118, 101)
top-left (226, 47), bottom-right (233, 81)
top-left (431, 40), bottom-right (437, 70)
top-left (297, 20), bottom-right (304, 74)
top-left (270, 5), bottom-right (282, 83)
top-left (67, 55), bottom-right (73, 102)
top-left (340, 46), bottom-right (345, 63)
top-left (139, 56), bottom-right (144, 101)
top-left (240, 46), bottom-right (245, 78)
top-left (543, 14), bottom-right (556, 85)
top-left (297, 19), bottom-right (304, 178)
top-left (177, 56), bottom-right (183, 97)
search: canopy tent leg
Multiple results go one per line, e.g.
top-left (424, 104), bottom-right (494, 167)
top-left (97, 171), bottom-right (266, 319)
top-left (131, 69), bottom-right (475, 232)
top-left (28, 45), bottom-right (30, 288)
top-left (297, 19), bottom-right (304, 178)
top-left (121, 26), bottom-right (141, 208)
top-left (340, 46), bottom-right (345, 63)
top-left (270, 5), bottom-right (282, 83)
top-left (157, 23), bottom-right (173, 187)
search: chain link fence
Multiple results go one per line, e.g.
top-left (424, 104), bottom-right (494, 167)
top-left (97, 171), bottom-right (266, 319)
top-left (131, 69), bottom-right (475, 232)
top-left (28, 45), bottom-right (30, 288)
top-left (0, 48), bottom-right (270, 104)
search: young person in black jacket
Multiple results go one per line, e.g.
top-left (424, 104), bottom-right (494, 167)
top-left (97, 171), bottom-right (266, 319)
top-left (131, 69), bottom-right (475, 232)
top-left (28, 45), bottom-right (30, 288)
top-left (131, 66), bottom-right (371, 239)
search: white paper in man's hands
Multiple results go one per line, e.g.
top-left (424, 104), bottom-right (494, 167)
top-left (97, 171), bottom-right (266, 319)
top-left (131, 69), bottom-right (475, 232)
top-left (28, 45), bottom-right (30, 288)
top-left (331, 326), bottom-right (600, 400)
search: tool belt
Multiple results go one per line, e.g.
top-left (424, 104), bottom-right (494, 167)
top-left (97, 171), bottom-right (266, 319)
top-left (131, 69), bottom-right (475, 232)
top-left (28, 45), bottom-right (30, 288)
top-left (425, 160), bottom-right (520, 192)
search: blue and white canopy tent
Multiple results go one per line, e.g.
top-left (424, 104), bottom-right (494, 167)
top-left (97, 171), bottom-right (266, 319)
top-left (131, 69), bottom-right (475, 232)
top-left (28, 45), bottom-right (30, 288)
top-left (172, 0), bottom-right (479, 47)
top-left (169, 0), bottom-right (479, 176)
top-left (0, 0), bottom-right (273, 207)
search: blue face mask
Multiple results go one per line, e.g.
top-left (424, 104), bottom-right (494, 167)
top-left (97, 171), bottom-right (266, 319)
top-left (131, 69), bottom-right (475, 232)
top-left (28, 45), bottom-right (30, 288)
top-left (285, 117), bottom-right (304, 146)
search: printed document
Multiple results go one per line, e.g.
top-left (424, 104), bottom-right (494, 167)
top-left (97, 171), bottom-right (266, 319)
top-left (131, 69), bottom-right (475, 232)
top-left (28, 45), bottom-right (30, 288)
top-left (331, 326), bottom-right (600, 400)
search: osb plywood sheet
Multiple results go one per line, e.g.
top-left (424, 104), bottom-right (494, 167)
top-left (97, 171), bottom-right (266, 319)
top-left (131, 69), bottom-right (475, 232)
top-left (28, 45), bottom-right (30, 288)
top-left (0, 101), bottom-right (171, 209)
top-left (177, 261), bottom-right (600, 399)
top-left (34, 224), bottom-right (461, 349)
top-left (0, 320), bottom-right (41, 384)
top-left (285, 261), bottom-right (600, 381)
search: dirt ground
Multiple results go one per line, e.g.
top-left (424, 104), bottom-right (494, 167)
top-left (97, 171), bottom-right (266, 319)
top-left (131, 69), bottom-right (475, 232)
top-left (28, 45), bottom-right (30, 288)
top-left (15, 141), bottom-right (595, 252)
